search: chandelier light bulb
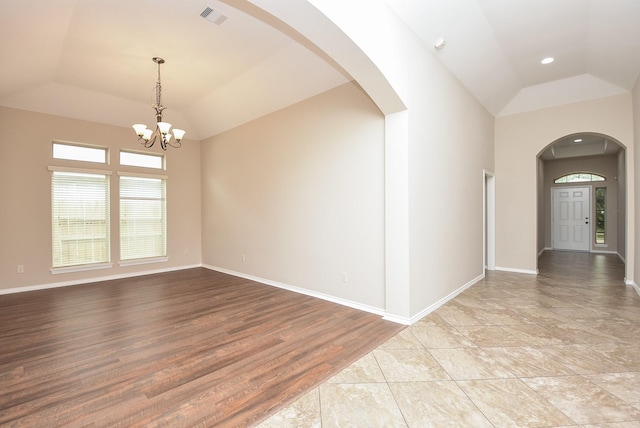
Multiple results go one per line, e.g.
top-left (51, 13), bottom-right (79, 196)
top-left (132, 124), bottom-right (147, 137)
top-left (173, 129), bottom-right (186, 141)
top-left (157, 122), bottom-right (172, 134)
top-left (142, 128), bottom-right (153, 141)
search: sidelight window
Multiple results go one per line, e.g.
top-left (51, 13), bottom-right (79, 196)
top-left (595, 187), bottom-right (606, 244)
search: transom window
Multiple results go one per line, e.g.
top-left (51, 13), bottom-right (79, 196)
top-left (554, 172), bottom-right (605, 184)
top-left (120, 150), bottom-right (164, 169)
top-left (53, 142), bottom-right (108, 164)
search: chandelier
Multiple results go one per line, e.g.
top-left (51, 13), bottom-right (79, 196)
top-left (132, 57), bottom-right (185, 150)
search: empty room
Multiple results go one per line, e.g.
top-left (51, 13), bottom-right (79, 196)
top-left (1, 0), bottom-right (640, 426)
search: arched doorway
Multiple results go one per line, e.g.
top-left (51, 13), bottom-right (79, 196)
top-left (537, 132), bottom-right (628, 279)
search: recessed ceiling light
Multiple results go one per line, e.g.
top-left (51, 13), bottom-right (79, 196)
top-left (573, 138), bottom-right (583, 143)
top-left (541, 57), bottom-right (554, 65)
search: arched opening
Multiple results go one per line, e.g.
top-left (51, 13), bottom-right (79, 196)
top-left (536, 132), bottom-right (627, 278)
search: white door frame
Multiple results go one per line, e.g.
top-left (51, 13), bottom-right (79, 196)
top-left (484, 170), bottom-right (496, 270)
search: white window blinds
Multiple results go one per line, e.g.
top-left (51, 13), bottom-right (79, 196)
top-left (120, 175), bottom-right (166, 261)
top-left (51, 171), bottom-right (110, 268)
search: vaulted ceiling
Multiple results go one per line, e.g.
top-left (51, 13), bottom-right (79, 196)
top-left (2, 0), bottom-right (640, 142)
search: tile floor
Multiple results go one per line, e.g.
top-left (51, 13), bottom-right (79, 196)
top-left (258, 251), bottom-right (640, 427)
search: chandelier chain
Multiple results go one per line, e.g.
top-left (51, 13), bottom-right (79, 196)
top-left (155, 60), bottom-right (162, 109)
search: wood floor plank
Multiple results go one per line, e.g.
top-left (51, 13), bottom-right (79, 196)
top-left (0, 268), bottom-right (404, 426)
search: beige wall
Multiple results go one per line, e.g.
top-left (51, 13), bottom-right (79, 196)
top-left (537, 157), bottom-right (545, 254)
top-left (404, 46), bottom-right (495, 316)
top-left (200, 83), bottom-right (387, 310)
top-left (200, 74), bottom-right (494, 318)
top-left (495, 94), bottom-right (635, 274)
top-left (633, 77), bottom-right (640, 286)
top-left (617, 150), bottom-right (627, 261)
top-left (542, 155), bottom-right (619, 253)
top-left (0, 107), bottom-right (202, 291)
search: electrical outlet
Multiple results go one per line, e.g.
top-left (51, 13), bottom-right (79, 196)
top-left (17, 265), bottom-right (24, 274)
top-left (341, 272), bottom-right (348, 283)
top-left (242, 254), bottom-right (246, 262)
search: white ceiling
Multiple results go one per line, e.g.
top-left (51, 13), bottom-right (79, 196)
top-left (2, 0), bottom-right (640, 141)
top-left (384, 0), bottom-right (640, 116)
top-left (0, 0), bottom-right (350, 140)
top-left (539, 133), bottom-right (622, 160)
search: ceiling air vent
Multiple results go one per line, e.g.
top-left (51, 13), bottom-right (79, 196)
top-left (200, 6), bottom-right (227, 25)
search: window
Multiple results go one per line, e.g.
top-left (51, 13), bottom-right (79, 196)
top-left (120, 150), bottom-right (164, 169)
top-left (595, 187), bottom-right (606, 244)
top-left (53, 142), bottom-right (107, 164)
top-left (554, 172), bottom-right (605, 184)
top-left (51, 169), bottom-right (111, 269)
top-left (120, 174), bottom-right (167, 262)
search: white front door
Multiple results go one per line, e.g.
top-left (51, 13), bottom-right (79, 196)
top-left (552, 187), bottom-right (590, 251)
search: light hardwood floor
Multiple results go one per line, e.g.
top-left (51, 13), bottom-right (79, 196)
top-left (260, 251), bottom-right (640, 427)
top-left (0, 268), bottom-right (403, 427)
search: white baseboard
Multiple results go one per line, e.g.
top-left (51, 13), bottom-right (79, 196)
top-left (624, 279), bottom-right (640, 296)
top-left (202, 264), bottom-right (387, 319)
top-left (617, 252), bottom-right (626, 263)
top-left (203, 265), bottom-right (487, 326)
top-left (1, 264), bottom-right (501, 327)
top-left (495, 266), bottom-right (539, 275)
top-left (381, 313), bottom-right (412, 325)
top-left (403, 273), bottom-right (485, 325)
top-left (0, 264), bottom-right (202, 295)
top-left (538, 247), bottom-right (553, 256)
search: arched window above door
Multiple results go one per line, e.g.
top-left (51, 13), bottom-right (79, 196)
top-left (554, 172), bottom-right (605, 184)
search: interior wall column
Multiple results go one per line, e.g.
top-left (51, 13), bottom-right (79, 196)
top-left (384, 110), bottom-right (411, 322)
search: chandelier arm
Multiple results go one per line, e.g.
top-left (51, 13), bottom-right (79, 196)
top-left (165, 138), bottom-right (182, 149)
top-left (137, 127), bottom-right (159, 148)
top-left (149, 131), bottom-right (159, 148)
top-left (140, 135), bottom-right (154, 148)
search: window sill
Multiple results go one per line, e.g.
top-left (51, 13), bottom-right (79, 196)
top-left (51, 263), bottom-right (113, 275)
top-left (119, 257), bottom-right (168, 267)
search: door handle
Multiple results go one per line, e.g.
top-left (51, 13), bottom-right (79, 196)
top-left (585, 221), bottom-right (589, 224)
